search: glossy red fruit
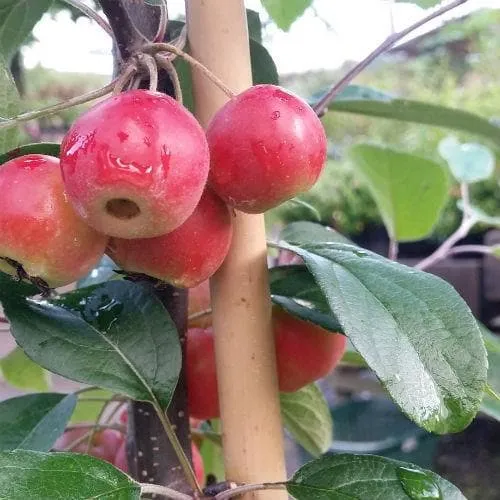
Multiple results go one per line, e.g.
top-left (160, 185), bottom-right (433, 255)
top-left (107, 189), bottom-right (232, 288)
top-left (186, 327), bottom-right (219, 420)
top-left (188, 280), bottom-right (212, 328)
top-left (186, 309), bottom-right (346, 418)
top-left (207, 84), bottom-right (327, 213)
top-left (0, 154), bottom-right (107, 287)
top-left (273, 306), bottom-right (346, 392)
top-left (60, 89), bottom-right (210, 239)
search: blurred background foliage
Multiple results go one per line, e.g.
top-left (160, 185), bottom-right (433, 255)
top-left (267, 8), bottom-right (500, 241)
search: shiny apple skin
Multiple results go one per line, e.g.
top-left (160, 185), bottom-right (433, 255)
top-left (273, 306), bottom-right (347, 392)
top-left (207, 84), bottom-right (327, 213)
top-left (0, 154), bottom-right (107, 287)
top-left (107, 189), bottom-right (232, 288)
top-left (60, 89), bottom-right (210, 239)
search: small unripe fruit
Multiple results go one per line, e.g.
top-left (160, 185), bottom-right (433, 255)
top-left (187, 327), bottom-right (219, 420)
top-left (60, 89), bottom-right (210, 239)
top-left (0, 154), bottom-right (107, 287)
top-left (207, 84), bottom-right (327, 213)
top-left (273, 306), bottom-right (346, 392)
top-left (107, 190), bottom-right (232, 288)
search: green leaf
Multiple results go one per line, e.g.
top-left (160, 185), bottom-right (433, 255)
top-left (348, 144), bottom-right (449, 241)
top-left (481, 326), bottom-right (500, 420)
top-left (0, 0), bottom-right (53, 61)
top-left (438, 136), bottom-right (495, 183)
top-left (0, 54), bottom-right (19, 153)
top-left (0, 393), bottom-right (76, 451)
top-left (280, 384), bottom-right (333, 457)
top-left (261, 0), bottom-right (312, 31)
top-left (3, 280), bottom-right (181, 411)
top-left (0, 450), bottom-right (140, 499)
top-left (250, 38), bottom-right (279, 85)
top-left (247, 9), bottom-right (262, 42)
top-left (320, 86), bottom-right (500, 147)
top-left (0, 271), bottom-right (38, 299)
top-left (70, 388), bottom-right (114, 425)
top-left (276, 241), bottom-right (487, 434)
top-left (0, 347), bottom-right (49, 392)
top-left (340, 341), bottom-right (368, 368)
top-left (281, 221), bottom-right (352, 245)
top-left (288, 454), bottom-right (466, 500)
top-left (270, 265), bottom-right (343, 333)
top-left (0, 142), bottom-right (60, 165)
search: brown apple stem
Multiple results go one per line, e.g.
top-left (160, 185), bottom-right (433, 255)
top-left (186, 1), bottom-right (287, 498)
top-left (113, 63), bottom-right (138, 95)
top-left (138, 53), bottom-right (159, 92)
top-left (155, 54), bottom-right (184, 105)
top-left (313, 0), bottom-right (468, 115)
top-left (59, 0), bottom-right (112, 36)
top-left (143, 42), bottom-right (236, 100)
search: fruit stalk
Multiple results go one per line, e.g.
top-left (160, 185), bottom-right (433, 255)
top-left (185, 1), bottom-right (287, 497)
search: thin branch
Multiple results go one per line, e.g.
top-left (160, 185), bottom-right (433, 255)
top-left (154, 0), bottom-right (169, 43)
top-left (113, 62), bottom-right (138, 95)
top-left (313, 0), bottom-right (469, 115)
top-left (139, 483), bottom-right (192, 500)
top-left (187, 309), bottom-right (212, 322)
top-left (0, 81), bottom-right (116, 130)
top-left (59, 0), bottom-right (112, 35)
top-left (214, 482), bottom-right (288, 500)
top-left (416, 216), bottom-right (477, 270)
top-left (144, 42), bottom-right (236, 99)
top-left (388, 239), bottom-right (399, 261)
top-left (447, 244), bottom-right (494, 257)
top-left (73, 386), bottom-right (103, 397)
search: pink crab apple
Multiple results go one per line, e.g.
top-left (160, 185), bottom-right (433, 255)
top-left (54, 427), bottom-right (123, 465)
top-left (0, 154), bottom-right (107, 287)
top-left (206, 84), bottom-right (327, 213)
top-left (107, 189), bottom-right (233, 288)
top-left (60, 89), bottom-right (210, 239)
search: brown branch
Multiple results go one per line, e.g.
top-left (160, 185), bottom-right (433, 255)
top-left (313, 0), bottom-right (469, 116)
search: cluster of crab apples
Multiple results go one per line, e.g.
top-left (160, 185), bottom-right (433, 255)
top-left (0, 83), bottom-right (346, 411)
top-left (0, 84), bottom-right (327, 289)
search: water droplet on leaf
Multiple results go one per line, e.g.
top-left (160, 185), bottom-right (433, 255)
top-left (397, 466), bottom-right (442, 500)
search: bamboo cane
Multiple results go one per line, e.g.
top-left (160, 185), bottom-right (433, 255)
top-left (185, 1), bottom-right (287, 498)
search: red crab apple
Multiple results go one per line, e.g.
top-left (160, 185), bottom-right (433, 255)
top-left (107, 189), bottom-right (232, 288)
top-left (60, 89), bottom-right (210, 239)
top-left (0, 154), bottom-right (107, 287)
top-left (186, 307), bottom-right (346, 418)
top-left (187, 327), bottom-right (219, 420)
top-left (273, 306), bottom-right (347, 392)
top-left (206, 84), bottom-right (327, 213)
